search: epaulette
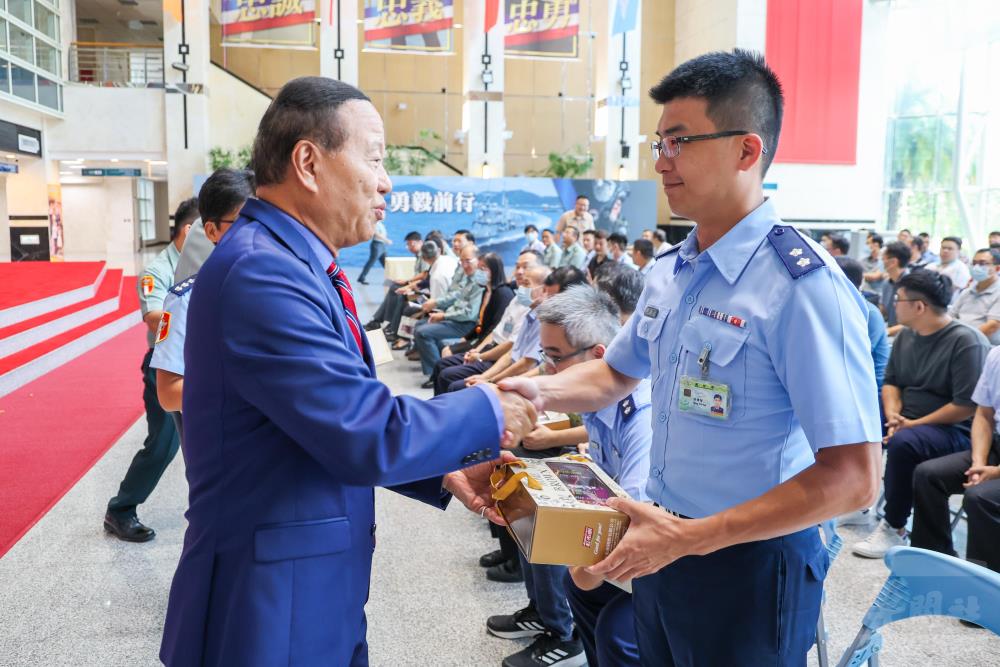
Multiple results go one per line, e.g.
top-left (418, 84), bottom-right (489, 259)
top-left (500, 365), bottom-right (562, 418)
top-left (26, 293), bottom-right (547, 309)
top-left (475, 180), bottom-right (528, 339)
top-left (619, 395), bottom-right (638, 423)
top-left (169, 274), bottom-right (197, 296)
top-left (766, 226), bottom-right (824, 279)
top-left (655, 244), bottom-right (680, 260)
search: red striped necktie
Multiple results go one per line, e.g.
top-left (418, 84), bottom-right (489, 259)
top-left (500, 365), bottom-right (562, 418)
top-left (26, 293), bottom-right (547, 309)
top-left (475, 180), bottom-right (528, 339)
top-left (326, 261), bottom-right (366, 360)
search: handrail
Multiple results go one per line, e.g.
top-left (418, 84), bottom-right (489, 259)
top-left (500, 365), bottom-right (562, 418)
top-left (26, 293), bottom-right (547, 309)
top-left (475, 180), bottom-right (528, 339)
top-left (210, 60), bottom-right (272, 100)
top-left (396, 145), bottom-right (464, 176)
top-left (69, 42), bottom-right (164, 87)
top-left (71, 41), bottom-right (164, 49)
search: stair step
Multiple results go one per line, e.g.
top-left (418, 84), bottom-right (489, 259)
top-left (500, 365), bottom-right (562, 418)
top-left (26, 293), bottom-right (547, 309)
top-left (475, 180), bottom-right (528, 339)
top-left (0, 262), bottom-right (106, 328)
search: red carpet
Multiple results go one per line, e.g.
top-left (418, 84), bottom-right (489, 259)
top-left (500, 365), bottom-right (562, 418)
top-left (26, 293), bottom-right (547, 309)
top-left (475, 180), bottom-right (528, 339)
top-left (0, 322), bottom-right (148, 557)
top-left (0, 261), bottom-right (105, 310)
top-left (0, 269), bottom-right (123, 339)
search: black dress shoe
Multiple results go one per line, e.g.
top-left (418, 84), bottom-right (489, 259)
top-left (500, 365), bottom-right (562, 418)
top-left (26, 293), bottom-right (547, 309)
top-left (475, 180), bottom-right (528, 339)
top-left (103, 512), bottom-right (156, 543)
top-left (479, 549), bottom-right (507, 568)
top-left (421, 379), bottom-right (435, 389)
top-left (487, 559), bottom-right (524, 583)
top-left (959, 619), bottom-right (985, 629)
top-left (358, 278), bottom-right (369, 285)
top-left (406, 349), bottom-right (421, 361)
top-left (364, 320), bottom-right (382, 331)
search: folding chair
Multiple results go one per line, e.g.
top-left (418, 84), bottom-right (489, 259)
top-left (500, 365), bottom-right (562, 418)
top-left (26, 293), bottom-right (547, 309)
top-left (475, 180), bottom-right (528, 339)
top-left (815, 520), bottom-right (845, 667)
top-left (836, 546), bottom-right (1000, 666)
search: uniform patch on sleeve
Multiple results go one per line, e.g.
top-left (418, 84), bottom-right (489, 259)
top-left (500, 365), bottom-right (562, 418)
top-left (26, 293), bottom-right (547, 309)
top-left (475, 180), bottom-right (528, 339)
top-left (169, 274), bottom-right (197, 296)
top-left (619, 395), bottom-right (637, 422)
top-left (141, 275), bottom-right (155, 296)
top-left (155, 312), bottom-right (171, 344)
top-left (766, 225), bottom-right (825, 279)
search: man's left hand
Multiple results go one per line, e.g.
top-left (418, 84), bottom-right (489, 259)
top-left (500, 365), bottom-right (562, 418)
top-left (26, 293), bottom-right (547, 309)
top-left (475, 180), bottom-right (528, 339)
top-left (964, 464), bottom-right (1000, 488)
top-left (444, 451), bottom-right (518, 525)
top-left (585, 498), bottom-right (710, 581)
top-left (428, 312), bottom-right (445, 323)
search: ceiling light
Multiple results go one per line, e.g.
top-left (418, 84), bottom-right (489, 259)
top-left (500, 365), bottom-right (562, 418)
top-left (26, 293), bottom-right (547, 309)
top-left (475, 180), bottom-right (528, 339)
top-left (110, 158), bottom-right (119, 162)
top-left (4, 154), bottom-right (14, 159)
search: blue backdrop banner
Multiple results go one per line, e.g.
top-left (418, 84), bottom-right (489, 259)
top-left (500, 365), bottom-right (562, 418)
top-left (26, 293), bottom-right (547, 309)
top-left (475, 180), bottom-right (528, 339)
top-left (337, 176), bottom-right (658, 268)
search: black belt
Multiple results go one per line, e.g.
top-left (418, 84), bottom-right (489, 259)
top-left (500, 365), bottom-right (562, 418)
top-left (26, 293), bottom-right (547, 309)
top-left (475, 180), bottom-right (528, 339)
top-left (653, 503), bottom-right (692, 520)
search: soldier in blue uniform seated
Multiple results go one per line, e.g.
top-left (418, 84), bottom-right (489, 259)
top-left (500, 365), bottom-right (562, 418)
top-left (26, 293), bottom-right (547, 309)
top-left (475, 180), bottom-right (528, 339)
top-left (158, 77), bottom-right (537, 667)
top-left (501, 50), bottom-right (882, 666)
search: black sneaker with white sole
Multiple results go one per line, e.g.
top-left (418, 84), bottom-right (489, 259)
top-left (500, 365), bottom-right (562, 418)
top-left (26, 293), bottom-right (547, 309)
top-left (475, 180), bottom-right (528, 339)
top-left (501, 632), bottom-right (586, 667)
top-left (486, 605), bottom-right (546, 639)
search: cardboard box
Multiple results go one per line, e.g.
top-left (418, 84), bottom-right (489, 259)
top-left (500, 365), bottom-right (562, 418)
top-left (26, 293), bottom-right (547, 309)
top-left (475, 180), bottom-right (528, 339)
top-left (492, 456), bottom-right (631, 567)
top-left (384, 256), bottom-right (415, 282)
top-left (364, 328), bottom-right (393, 367)
top-left (537, 411), bottom-right (572, 431)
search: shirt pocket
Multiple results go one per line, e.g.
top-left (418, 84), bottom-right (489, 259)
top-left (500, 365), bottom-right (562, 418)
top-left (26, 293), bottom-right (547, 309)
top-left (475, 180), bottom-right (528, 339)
top-left (678, 319), bottom-right (750, 420)
top-left (636, 306), bottom-right (670, 380)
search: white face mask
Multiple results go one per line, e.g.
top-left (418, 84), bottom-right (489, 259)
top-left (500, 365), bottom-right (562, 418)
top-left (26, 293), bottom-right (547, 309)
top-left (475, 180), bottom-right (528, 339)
top-left (971, 265), bottom-right (993, 283)
top-left (515, 285), bottom-right (533, 306)
top-left (525, 232), bottom-right (538, 244)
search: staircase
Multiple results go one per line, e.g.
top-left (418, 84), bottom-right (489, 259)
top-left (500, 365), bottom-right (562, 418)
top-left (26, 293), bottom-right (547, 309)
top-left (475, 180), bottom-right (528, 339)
top-left (0, 262), bottom-right (141, 397)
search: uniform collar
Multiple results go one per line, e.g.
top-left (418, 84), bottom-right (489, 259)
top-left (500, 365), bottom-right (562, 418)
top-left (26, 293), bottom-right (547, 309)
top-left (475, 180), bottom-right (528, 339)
top-left (674, 198), bottom-right (779, 285)
top-left (239, 198), bottom-right (333, 275)
top-left (166, 240), bottom-right (181, 266)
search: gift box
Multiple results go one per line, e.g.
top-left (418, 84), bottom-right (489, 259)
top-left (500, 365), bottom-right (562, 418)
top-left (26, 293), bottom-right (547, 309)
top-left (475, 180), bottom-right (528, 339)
top-left (537, 411), bottom-right (572, 431)
top-left (491, 456), bottom-right (631, 566)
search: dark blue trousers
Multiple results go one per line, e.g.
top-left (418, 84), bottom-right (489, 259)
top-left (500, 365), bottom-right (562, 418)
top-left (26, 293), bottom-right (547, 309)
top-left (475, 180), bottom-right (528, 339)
top-left (883, 424), bottom-right (970, 529)
top-left (632, 526), bottom-right (828, 666)
top-left (519, 554), bottom-right (574, 641)
top-left (565, 576), bottom-right (640, 666)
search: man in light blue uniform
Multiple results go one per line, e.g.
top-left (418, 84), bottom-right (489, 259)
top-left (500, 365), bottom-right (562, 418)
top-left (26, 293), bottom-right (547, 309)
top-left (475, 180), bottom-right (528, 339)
top-left (501, 50), bottom-right (882, 665)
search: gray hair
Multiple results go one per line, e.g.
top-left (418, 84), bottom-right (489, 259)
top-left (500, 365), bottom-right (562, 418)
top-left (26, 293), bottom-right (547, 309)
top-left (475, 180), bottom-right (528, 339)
top-left (535, 285), bottom-right (620, 349)
top-left (420, 240), bottom-right (440, 261)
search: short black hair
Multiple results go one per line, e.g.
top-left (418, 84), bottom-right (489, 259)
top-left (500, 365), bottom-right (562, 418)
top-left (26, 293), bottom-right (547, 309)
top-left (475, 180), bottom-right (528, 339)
top-left (632, 239), bottom-right (655, 259)
top-left (542, 228), bottom-right (556, 237)
top-left (198, 168), bottom-right (254, 224)
top-left (829, 234), bottom-right (850, 255)
top-left (941, 236), bottom-right (962, 249)
top-left (919, 232), bottom-right (930, 239)
top-left (519, 248), bottom-right (545, 263)
top-left (835, 256), bottom-right (864, 289)
top-left (897, 269), bottom-right (952, 313)
top-left (404, 231), bottom-right (422, 242)
top-left (524, 224), bottom-right (539, 233)
top-left (911, 235), bottom-right (926, 252)
top-left (649, 49), bottom-right (783, 174)
top-left (974, 248), bottom-right (999, 264)
top-left (563, 225), bottom-right (580, 240)
top-left (608, 233), bottom-right (628, 249)
top-left (582, 229), bottom-right (597, 238)
top-left (171, 197), bottom-right (200, 238)
top-left (899, 228), bottom-right (911, 235)
top-left (884, 241), bottom-right (910, 268)
top-left (575, 195), bottom-right (588, 201)
top-left (594, 264), bottom-right (644, 316)
top-left (545, 266), bottom-right (587, 292)
top-left (869, 233), bottom-right (883, 247)
top-left (251, 77), bottom-right (371, 187)
top-left (594, 229), bottom-right (609, 240)
top-left (990, 231), bottom-right (1000, 237)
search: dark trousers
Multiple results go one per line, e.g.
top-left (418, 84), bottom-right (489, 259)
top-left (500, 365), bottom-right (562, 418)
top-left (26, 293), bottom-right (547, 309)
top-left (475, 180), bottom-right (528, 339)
top-left (632, 525), bottom-right (827, 667)
top-left (565, 577), bottom-right (640, 667)
top-left (358, 241), bottom-right (386, 282)
top-left (883, 424), bottom-right (970, 529)
top-left (912, 447), bottom-right (1000, 572)
top-left (107, 348), bottom-right (180, 518)
top-left (433, 353), bottom-right (492, 395)
top-left (414, 320), bottom-right (473, 375)
top-left (519, 554), bottom-right (573, 641)
top-left (371, 290), bottom-right (409, 333)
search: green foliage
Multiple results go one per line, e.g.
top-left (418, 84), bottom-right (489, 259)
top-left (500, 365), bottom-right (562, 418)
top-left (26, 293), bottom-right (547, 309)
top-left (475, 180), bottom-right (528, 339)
top-left (209, 145), bottom-right (252, 171)
top-left (537, 147), bottom-right (593, 178)
top-left (385, 129), bottom-right (446, 176)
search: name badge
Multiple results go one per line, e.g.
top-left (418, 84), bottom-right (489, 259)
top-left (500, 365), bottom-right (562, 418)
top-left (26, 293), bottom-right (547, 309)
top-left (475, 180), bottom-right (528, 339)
top-left (678, 376), bottom-right (731, 420)
top-left (503, 319), bottom-right (514, 335)
top-left (644, 306), bottom-right (659, 318)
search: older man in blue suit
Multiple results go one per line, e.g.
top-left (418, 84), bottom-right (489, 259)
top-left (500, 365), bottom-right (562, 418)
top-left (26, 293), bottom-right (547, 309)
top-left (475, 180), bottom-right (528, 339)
top-left (160, 77), bottom-right (536, 666)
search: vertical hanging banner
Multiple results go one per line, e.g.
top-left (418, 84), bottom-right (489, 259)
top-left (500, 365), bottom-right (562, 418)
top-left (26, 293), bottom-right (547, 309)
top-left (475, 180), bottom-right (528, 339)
top-left (220, 0), bottom-right (317, 47)
top-left (47, 184), bottom-right (64, 262)
top-left (505, 0), bottom-right (580, 59)
top-left (362, 0), bottom-right (455, 54)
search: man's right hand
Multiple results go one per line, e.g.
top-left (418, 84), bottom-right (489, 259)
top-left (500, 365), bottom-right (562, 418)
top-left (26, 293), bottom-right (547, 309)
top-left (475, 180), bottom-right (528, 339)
top-left (497, 376), bottom-right (545, 413)
top-left (465, 374), bottom-right (485, 387)
top-left (485, 384), bottom-right (537, 449)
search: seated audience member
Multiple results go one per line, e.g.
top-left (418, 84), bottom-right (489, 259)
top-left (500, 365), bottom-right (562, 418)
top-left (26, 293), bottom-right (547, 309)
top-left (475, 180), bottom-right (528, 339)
top-left (524, 224), bottom-right (546, 254)
top-left (862, 233), bottom-right (886, 295)
top-left (919, 232), bottom-right (940, 264)
top-left (852, 271), bottom-right (990, 558)
top-left (951, 247), bottom-right (1000, 345)
top-left (389, 240), bottom-right (458, 349)
top-left (593, 262), bottom-right (644, 322)
top-left (582, 229), bottom-right (598, 266)
top-left (542, 228), bottom-right (563, 268)
top-left (911, 344), bottom-right (1000, 587)
top-left (558, 226), bottom-right (588, 270)
top-left (587, 230), bottom-right (611, 278)
top-left (823, 233), bottom-right (850, 257)
top-left (652, 228), bottom-right (668, 256)
top-left (836, 257), bottom-right (890, 392)
top-left (630, 239), bottom-right (656, 276)
top-left (433, 257), bottom-right (547, 394)
top-left (990, 231), bottom-right (1000, 247)
top-left (897, 228), bottom-right (913, 244)
top-left (419, 253), bottom-right (513, 388)
top-left (412, 245), bottom-right (484, 377)
top-left (488, 286), bottom-right (652, 667)
top-left (607, 233), bottom-right (635, 267)
top-left (909, 235), bottom-right (930, 270)
top-left (364, 230), bottom-right (424, 333)
top-left (928, 236), bottom-right (971, 296)
top-left (450, 228), bottom-right (475, 257)
top-left (880, 240), bottom-right (912, 335)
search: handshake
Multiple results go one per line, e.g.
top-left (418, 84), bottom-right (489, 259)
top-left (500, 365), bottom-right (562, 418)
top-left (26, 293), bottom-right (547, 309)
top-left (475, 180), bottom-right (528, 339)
top-left (485, 378), bottom-right (544, 449)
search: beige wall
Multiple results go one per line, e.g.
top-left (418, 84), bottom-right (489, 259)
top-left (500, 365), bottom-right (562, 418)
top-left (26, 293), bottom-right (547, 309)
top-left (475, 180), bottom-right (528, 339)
top-left (209, 23), bottom-right (319, 98)
top-left (640, 0), bottom-right (676, 227)
top-left (207, 63), bottom-right (272, 155)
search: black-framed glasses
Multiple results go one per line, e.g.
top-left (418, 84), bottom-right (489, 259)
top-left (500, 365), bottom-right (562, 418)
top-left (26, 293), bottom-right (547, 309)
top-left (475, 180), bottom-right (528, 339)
top-left (893, 295), bottom-right (924, 304)
top-left (540, 346), bottom-right (595, 366)
top-left (206, 218), bottom-right (237, 226)
top-left (650, 130), bottom-right (767, 160)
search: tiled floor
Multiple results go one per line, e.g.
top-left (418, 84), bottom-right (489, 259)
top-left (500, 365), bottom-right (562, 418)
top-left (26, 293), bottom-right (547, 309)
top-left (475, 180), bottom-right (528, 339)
top-left (1, 268), bottom-right (997, 666)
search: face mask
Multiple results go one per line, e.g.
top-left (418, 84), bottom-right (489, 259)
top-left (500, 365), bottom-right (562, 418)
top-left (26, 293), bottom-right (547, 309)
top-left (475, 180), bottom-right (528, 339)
top-left (525, 232), bottom-right (538, 244)
top-left (516, 285), bottom-right (533, 306)
top-left (971, 265), bottom-right (993, 283)
top-left (473, 269), bottom-right (489, 286)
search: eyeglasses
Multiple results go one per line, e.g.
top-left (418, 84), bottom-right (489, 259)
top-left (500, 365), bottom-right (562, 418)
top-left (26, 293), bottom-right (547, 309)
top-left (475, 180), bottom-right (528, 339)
top-left (539, 346), bottom-right (595, 366)
top-left (206, 218), bottom-right (237, 226)
top-left (893, 295), bottom-right (924, 304)
top-left (650, 130), bottom-right (766, 160)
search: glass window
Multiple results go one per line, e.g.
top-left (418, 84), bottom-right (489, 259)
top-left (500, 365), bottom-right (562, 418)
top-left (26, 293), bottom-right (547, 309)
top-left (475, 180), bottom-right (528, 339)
top-left (10, 62), bottom-right (34, 102)
top-left (7, 0), bottom-right (31, 24)
top-left (9, 25), bottom-right (34, 64)
top-left (37, 73), bottom-right (57, 109)
top-left (0, 19), bottom-right (7, 52)
top-left (33, 2), bottom-right (57, 41)
top-left (35, 40), bottom-right (56, 75)
top-left (0, 59), bottom-right (9, 95)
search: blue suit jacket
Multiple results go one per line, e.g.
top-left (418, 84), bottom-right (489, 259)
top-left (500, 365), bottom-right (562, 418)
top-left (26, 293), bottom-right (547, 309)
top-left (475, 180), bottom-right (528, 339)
top-left (160, 199), bottom-right (501, 666)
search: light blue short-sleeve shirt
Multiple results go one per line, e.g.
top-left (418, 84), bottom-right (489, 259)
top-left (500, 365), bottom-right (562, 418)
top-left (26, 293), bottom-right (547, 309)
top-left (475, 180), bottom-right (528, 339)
top-left (971, 346), bottom-right (1000, 433)
top-left (604, 199), bottom-right (882, 518)
top-left (150, 277), bottom-right (196, 377)
top-left (581, 378), bottom-right (653, 501)
top-left (510, 309), bottom-right (542, 363)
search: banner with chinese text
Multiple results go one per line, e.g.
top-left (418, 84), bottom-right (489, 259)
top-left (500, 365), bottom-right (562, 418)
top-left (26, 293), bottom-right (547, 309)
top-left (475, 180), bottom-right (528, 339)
top-left (363, 0), bottom-right (454, 54)
top-left (505, 0), bottom-right (580, 59)
top-left (220, 0), bottom-right (316, 47)
top-left (337, 176), bottom-right (657, 268)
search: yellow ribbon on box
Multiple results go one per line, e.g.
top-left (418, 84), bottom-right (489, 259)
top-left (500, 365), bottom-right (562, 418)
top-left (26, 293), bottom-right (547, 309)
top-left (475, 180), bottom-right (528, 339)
top-left (490, 459), bottom-right (542, 501)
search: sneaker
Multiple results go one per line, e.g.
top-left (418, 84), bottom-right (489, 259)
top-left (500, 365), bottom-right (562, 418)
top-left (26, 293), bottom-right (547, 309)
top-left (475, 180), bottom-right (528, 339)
top-left (364, 320), bottom-right (382, 331)
top-left (486, 604), bottom-right (545, 639)
top-left (501, 632), bottom-right (586, 667)
top-left (486, 559), bottom-right (523, 583)
top-left (838, 508), bottom-right (874, 527)
top-left (479, 549), bottom-right (507, 568)
top-left (852, 520), bottom-right (907, 559)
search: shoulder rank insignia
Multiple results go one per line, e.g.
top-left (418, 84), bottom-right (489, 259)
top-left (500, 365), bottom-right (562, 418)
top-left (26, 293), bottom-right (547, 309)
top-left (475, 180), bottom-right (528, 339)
top-left (156, 312), bottom-right (171, 344)
top-left (169, 274), bottom-right (198, 297)
top-left (655, 244), bottom-right (680, 260)
top-left (141, 275), bottom-right (155, 296)
top-left (766, 226), bottom-right (824, 279)
top-left (619, 395), bottom-right (637, 422)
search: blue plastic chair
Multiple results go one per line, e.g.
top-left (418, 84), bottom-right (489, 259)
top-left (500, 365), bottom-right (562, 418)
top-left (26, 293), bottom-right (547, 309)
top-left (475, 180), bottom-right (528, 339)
top-left (835, 546), bottom-right (1000, 667)
top-left (815, 520), bottom-right (845, 667)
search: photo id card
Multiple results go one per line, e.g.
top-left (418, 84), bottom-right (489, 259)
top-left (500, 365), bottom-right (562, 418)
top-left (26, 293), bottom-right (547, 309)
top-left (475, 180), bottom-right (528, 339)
top-left (678, 376), bottom-right (731, 420)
